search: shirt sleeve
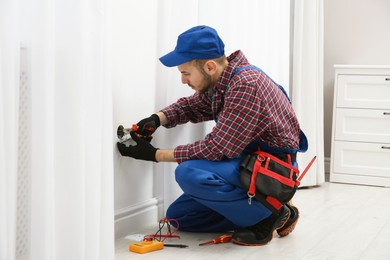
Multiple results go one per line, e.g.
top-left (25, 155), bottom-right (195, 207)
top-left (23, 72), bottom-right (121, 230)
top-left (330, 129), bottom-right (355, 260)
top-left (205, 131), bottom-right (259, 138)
top-left (159, 93), bottom-right (213, 128)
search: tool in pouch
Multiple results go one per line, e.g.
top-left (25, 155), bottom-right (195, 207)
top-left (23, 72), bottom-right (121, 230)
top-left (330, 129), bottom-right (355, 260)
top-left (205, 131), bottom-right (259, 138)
top-left (117, 124), bottom-right (155, 143)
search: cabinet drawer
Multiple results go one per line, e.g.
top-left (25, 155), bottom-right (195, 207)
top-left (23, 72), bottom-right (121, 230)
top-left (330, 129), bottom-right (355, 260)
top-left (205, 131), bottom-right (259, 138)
top-left (334, 108), bottom-right (390, 143)
top-left (333, 141), bottom-right (390, 178)
top-left (336, 75), bottom-right (390, 109)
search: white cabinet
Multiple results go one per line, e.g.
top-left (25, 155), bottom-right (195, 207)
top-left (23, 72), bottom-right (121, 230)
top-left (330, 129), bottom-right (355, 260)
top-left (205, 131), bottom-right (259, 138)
top-left (330, 65), bottom-right (390, 187)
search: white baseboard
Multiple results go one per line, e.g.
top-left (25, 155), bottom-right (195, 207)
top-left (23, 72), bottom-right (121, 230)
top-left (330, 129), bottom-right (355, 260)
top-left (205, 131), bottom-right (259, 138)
top-left (114, 198), bottom-right (159, 239)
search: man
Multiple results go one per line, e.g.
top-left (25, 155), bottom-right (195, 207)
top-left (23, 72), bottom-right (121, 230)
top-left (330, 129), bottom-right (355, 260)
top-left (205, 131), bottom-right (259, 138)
top-left (117, 25), bottom-right (307, 246)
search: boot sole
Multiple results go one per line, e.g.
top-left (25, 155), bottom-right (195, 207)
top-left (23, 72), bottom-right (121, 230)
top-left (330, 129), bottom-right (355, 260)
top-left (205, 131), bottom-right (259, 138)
top-left (231, 209), bottom-right (291, 246)
top-left (277, 205), bottom-right (299, 237)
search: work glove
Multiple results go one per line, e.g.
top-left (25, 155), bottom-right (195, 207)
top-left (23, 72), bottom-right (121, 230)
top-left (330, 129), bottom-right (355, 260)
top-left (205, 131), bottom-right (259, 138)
top-left (134, 114), bottom-right (160, 142)
top-left (117, 131), bottom-right (158, 162)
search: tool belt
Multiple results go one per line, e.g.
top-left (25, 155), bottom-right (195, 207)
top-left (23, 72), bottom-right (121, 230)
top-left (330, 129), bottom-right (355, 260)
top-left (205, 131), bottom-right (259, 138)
top-left (240, 149), bottom-right (316, 214)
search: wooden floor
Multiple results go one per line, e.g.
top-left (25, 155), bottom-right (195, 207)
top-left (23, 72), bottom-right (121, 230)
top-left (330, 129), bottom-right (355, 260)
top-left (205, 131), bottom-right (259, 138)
top-left (115, 182), bottom-right (390, 260)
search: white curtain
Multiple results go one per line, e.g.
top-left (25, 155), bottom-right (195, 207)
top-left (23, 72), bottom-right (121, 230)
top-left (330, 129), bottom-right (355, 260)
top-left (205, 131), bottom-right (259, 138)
top-left (0, 0), bottom-right (115, 259)
top-left (154, 0), bottom-right (292, 214)
top-left (292, 0), bottom-right (325, 186)
top-left (0, 1), bottom-right (19, 259)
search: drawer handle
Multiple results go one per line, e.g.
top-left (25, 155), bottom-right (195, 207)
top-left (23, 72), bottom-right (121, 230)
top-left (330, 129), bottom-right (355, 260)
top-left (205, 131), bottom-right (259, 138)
top-left (384, 112), bottom-right (390, 115)
top-left (382, 146), bottom-right (390, 149)
top-left (386, 78), bottom-right (390, 81)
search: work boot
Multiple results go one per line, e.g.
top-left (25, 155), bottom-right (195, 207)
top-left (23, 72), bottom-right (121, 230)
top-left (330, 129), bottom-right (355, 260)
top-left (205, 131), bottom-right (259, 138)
top-left (231, 205), bottom-right (290, 246)
top-left (277, 202), bottom-right (299, 237)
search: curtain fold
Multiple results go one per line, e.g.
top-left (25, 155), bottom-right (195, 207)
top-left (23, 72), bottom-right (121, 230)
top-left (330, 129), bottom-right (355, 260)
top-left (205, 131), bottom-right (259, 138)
top-left (0, 0), bottom-right (19, 259)
top-left (1, 0), bottom-right (115, 259)
top-left (292, 0), bottom-right (325, 186)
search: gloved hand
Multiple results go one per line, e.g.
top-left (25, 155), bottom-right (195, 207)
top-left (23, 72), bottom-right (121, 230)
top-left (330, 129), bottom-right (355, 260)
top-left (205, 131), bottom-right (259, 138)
top-left (117, 131), bottom-right (158, 162)
top-left (134, 114), bottom-right (160, 141)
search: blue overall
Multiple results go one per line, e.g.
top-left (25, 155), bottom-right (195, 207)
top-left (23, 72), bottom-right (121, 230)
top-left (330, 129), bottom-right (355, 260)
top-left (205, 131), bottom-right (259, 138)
top-left (166, 66), bottom-right (308, 232)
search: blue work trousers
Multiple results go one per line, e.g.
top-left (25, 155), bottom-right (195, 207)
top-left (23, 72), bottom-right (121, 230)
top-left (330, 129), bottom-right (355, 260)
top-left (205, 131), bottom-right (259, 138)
top-left (166, 157), bottom-right (272, 232)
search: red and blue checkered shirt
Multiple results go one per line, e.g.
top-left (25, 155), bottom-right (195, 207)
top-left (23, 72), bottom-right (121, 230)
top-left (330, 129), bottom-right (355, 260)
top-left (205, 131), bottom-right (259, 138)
top-left (160, 50), bottom-right (300, 163)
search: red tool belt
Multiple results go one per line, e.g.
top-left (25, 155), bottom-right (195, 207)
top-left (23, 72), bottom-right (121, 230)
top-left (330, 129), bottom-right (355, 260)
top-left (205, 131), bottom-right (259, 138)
top-left (240, 149), bottom-right (316, 214)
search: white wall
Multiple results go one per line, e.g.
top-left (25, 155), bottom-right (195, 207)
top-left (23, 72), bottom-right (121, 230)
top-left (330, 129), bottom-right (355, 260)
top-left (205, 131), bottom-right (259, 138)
top-left (324, 0), bottom-right (390, 160)
top-left (112, 0), bottom-right (159, 238)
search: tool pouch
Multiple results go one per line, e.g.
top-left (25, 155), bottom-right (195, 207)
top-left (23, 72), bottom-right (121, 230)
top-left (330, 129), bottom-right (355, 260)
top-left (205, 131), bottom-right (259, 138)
top-left (239, 150), bottom-right (300, 214)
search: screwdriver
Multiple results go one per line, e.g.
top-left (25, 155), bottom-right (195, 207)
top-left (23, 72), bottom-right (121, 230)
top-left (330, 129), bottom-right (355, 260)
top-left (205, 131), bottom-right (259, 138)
top-left (132, 124), bottom-right (155, 140)
top-left (198, 234), bottom-right (232, 246)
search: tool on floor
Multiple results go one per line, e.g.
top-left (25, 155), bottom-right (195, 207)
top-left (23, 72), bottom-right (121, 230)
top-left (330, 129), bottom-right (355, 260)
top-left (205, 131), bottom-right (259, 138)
top-left (199, 234), bottom-right (232, 246)
top-left (129, 218), bottom-right (188, 254)
top-left (164, 244), bottom-right (188, 248)
top-left (129, 240), bottom-right (164, 254)
top-left (144, 218), bottom-right (181, 241)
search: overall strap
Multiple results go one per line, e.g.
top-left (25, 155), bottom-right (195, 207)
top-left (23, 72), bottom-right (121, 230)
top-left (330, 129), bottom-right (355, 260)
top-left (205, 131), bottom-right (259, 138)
top-left (234, 65), bottom-right (291, 103)
top-left (235, 65), bottom-right (308, 154)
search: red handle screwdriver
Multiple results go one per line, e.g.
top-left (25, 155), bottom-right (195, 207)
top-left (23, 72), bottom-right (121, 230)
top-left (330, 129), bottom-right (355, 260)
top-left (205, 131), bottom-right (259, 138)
top-left (132, 124), bottom-right (155, 140)
top-left (199, 234), bottom-right (232, 246)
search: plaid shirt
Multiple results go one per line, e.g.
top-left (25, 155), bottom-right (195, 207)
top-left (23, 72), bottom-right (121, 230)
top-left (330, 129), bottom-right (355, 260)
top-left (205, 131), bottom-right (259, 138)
top-left (160, 50), bottom-right (300, 163)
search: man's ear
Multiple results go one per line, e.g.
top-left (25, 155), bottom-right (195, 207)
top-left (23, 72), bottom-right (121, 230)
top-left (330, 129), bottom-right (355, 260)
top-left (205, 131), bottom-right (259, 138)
top-left (204, 60), bottom-right (217, 75)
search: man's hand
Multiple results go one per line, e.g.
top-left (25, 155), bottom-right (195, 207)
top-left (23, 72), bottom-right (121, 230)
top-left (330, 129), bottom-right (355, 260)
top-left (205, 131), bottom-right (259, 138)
top-left (134, 114), bottom-right (160, 140)
top-left (117, 132), bottom-right (158, 162)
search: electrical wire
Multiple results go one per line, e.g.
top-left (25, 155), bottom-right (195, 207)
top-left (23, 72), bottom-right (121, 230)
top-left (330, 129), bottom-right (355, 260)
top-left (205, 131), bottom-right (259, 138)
top-left (144, 218), bottom-right (180, 242)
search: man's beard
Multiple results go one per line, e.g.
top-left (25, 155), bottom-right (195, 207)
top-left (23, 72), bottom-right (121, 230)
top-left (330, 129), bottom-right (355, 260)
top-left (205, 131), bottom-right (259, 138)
top-left (197, 69), bottom-right (214, 94)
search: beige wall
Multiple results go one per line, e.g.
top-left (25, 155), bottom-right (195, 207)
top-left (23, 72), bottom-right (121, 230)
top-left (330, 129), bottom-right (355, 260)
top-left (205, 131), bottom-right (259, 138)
top-left (324, 0), bottom-right (390, 158)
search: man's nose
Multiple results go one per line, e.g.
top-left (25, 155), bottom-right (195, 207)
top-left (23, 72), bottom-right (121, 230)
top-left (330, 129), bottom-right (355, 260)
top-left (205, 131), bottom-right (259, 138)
top-left (181, 75), bottom-right (189, 84)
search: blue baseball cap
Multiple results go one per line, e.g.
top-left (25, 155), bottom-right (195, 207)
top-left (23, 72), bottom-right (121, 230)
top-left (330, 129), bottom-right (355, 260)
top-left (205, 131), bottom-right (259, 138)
top-left (159, 25), bottom-right (225, 67)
